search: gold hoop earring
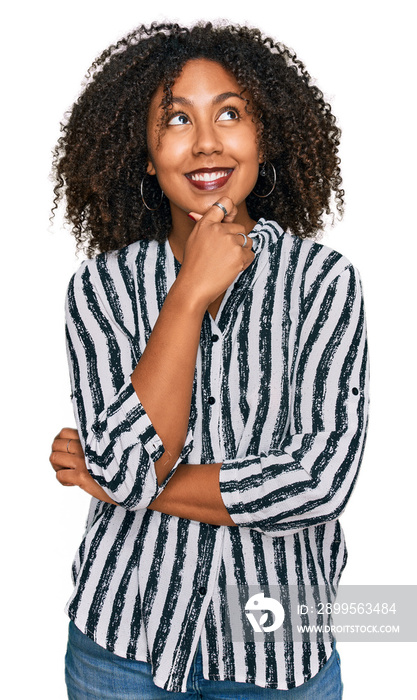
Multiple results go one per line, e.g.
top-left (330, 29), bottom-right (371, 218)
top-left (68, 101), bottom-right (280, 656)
top-left (140, 174), bottom-right (164, 211)
top-left (252, 161), bottom-right (277, 198)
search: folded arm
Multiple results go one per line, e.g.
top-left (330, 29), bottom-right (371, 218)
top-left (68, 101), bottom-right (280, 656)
top-left (50, 432), bottom-right (233, 525)
top-left (63, 197), bottom-right (253, 511)
top-left (56, 262), bottom-right (368, 534)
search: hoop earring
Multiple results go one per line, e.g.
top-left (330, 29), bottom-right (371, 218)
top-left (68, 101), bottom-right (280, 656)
top-left (140, 173), bottom-right (164, 211)
top-left (252, 161), bottom-right (277, 198)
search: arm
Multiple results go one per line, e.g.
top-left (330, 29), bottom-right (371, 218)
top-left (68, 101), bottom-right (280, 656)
top-left (145, 263), bottom-right (368, 534)
top-left (50, 431), bottom-right (234, 525)
top-left (65, 197), bottom-right (254, 509)
top-left (217, 263), bottom-right (369, 536)
top-left (147, 462), bottom-right (235, 525)
top-left (56, 265), bottom-right (368, 534)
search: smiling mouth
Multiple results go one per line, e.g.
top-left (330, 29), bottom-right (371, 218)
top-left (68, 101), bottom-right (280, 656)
top-left (185, 168), bottom-right (233, 191)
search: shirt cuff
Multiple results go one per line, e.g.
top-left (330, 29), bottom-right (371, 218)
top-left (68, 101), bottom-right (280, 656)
top-left (89, 379), bottom-right (165, 463)
top-left (154, 427), bottom-right (195, 497)
top-left (219, 455), bottom-right (261, 527)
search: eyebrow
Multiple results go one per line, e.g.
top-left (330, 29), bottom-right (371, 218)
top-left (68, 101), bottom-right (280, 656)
top-left (170, 91), bottom-right (247, 107)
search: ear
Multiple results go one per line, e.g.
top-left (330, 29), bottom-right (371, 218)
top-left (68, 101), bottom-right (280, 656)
top-left (147, 159), bottom-right (156, 176)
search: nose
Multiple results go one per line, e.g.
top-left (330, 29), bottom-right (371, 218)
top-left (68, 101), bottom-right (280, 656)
top-left (192, 119), bottom-right (223, 156)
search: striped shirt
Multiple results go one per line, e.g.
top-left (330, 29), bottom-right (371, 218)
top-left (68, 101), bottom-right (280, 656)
top-left (64, 218), bottom-right (369, 692)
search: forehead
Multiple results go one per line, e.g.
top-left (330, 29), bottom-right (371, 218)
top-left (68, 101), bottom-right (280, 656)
top-left (150, 58), bottom-right (245, 111)
top-left (172, 59), bottom-right (241, 93)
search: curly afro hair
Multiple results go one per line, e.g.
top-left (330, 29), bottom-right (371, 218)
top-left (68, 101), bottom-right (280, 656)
top-left (52, 22), bottom-right (344, 257)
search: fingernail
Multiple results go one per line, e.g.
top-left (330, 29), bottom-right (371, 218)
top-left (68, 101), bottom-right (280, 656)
top-left (188, 213), bottom-right (196, 221)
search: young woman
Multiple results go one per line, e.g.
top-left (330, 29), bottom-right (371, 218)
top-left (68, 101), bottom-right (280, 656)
top-left (50, 22), bottom-right (369, 699)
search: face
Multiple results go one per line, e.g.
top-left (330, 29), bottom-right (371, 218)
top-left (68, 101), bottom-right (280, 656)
top-left (146, 59), bottom-right (262, 229)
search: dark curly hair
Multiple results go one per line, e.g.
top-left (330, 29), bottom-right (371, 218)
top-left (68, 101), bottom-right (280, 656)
top-left (52, 22), bottom-right (344, 257)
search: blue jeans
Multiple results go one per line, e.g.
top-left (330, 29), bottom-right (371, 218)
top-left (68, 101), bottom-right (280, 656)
top-left (65, 621), bottom-right (343, 699)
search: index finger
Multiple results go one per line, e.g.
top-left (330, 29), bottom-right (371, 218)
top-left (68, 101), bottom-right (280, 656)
top-left (200, 197), bottom-right (237, 223)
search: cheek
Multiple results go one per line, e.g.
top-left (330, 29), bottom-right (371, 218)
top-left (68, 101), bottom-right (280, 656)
top-left (242, 139), bottom-right (262, 179)
top-left (149, 147), bottom-right (187, 202)
top-left (235, 126), bottom-right (261, 164)
top-left (149, 135), bottom-right (186, 177)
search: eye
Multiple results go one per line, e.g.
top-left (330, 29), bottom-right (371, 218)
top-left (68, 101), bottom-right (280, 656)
top-left (168, 113), bottom-right (190, 126)
top-left (217, 107), bottom-right (240, 122)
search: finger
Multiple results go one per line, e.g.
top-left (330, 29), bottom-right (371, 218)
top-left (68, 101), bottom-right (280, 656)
top-left (188, 212), bottom-right (203, 222)
top-left (222, 201), bottom-right (239, 224)
top-left (56, 468), bottom-right (78, 486)
top-left (199, 197), bottom-right (237, 224)
top-left (51, 436), bottom-right (84, 456)
top-left (235, 232), bottom-right (254, 251)
top-left (56, 462), bottom-right (95, 493)
top-left (50, 451), bottom-right (84, 472)
top-left (53, 427), bottom-right (80, 442)
top-left (50, 449), bottom-right (72, 472)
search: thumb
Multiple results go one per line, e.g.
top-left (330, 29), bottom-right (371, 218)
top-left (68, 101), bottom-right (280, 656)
top-left (188, 212), bottom-right (203, 222)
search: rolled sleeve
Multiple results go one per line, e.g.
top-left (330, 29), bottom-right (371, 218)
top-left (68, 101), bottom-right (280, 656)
top-left (84, 378), bottom-right (165, 508)
top-left (66, 257), bottom-right (193, 510)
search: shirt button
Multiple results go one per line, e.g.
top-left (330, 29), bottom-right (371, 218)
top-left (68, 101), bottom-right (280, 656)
top-left (352, 387), bottom-right (359, 396)
top-left (211, 334), bottom-right (219, 342)
top-left (208, 396), bottom-right (216, 405)
top-left (198, 586), bottom-right (207, 595)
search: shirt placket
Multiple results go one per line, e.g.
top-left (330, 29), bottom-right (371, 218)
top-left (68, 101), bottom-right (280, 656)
top-left (205, 316), bottom-right (224, 461)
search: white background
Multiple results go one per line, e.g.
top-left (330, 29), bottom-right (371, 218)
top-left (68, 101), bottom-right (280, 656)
top-left (1, 1), bottom-right (416, 697)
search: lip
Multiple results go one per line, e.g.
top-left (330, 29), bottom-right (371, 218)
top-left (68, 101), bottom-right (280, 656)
top-left (185, 167), bottom-right (234, 191)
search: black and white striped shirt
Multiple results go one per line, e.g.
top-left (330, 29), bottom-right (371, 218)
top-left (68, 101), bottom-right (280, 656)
top-left (65, 218), bottom-right (369, 692)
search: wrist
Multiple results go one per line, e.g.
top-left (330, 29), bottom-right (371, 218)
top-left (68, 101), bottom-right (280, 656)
top-left (170, 271), bottom-right (209, 318)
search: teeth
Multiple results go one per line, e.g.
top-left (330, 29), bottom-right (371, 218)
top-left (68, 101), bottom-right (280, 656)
top-left (189, 171), bottom-right (229, 182)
